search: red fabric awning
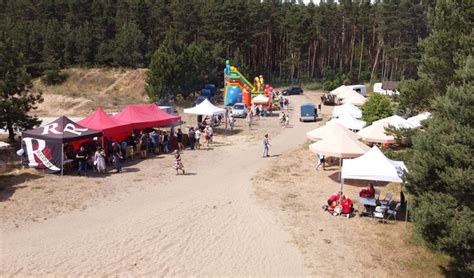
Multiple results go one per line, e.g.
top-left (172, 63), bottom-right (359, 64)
top-left (112, 104), bottom-right (181, 129)
top-left (78, 108), bottom-right (132, 139)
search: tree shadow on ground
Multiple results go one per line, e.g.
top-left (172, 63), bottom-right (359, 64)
top-left (0, 172), bottom-right (43, 201)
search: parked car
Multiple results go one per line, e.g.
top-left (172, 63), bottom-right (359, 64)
top-left (299, 103), bottom-right (318, 122)
top-left (231, 103), bottom-right (247, 118)
top-left (282, 85), bottom-right (303, 95)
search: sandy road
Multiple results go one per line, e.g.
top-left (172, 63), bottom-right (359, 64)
top-left (1, 93), bottom-right (323, 276)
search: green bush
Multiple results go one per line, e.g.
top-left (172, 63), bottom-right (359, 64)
top-left (360, 94), bottom-right (393, 125)
top-left (42, 68), bottom-right (67, 85)
top-left (322, 80), bottom-right (335, 91)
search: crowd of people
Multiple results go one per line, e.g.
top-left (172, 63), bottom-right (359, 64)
top-left (65, 124), bottom-right (216, 176)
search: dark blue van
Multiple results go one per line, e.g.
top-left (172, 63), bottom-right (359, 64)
top-left (300, 103), bottom-right (317, 122)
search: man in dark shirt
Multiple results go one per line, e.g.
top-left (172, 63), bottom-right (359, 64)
top-left (76, 146), bottom-right (88, 176)
top-left (112, 141), bottom-right (122, 173)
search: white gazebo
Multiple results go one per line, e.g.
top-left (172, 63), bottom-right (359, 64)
top-left (332, 103), bottom-right (362, 119)
top-left (374, 115), bottom-right (416, 129)
top-left (341, 93), bottom-right (367, 105)
top-left (328, 114), bottom-right (366, 130)
top-left (341, 146), bottom-right (407, 183)
top-left (407, 112), bottom-right (431, 128)
top-left (183, 99), bottom-right (226, 116)
top-left (330, 85), bottom-right (354, 96)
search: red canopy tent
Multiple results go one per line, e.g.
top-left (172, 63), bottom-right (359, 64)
top-left (113, 104), bottom-right (181, 129)
top-left (78, 108), bottom-right (132, 140)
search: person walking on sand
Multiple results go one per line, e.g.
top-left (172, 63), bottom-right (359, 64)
top-left (246, 111), bottom-right (253, 131)
top-left (279, 111), bottom-right (286, 128)
top-left (262, 134), bottom-right (271, 157)
top-left (176, 128), bottom-right (184, 153)
top-left (316, 153), bottom-right (326, 171)
top-left (194, 127), bottom-right (201, 150)
top-left (285, 112), bottom-right (290, 127)
top-left (76, 145), bottom-right (88, 176)
top-left (94, 147), bottom-right (107, 174)
top-left (162, 131), bottom-right (169, 153)
top-left (173, 150), bottom-right (185, 175)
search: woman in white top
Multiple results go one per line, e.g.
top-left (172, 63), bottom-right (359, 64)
top-left (94, 147), bottom-right (107, 174)
top-left (194, 128), bottom-right (201, 150)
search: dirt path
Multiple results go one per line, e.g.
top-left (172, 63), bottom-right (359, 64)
top-left (0, 94), bottom-right (322, 276)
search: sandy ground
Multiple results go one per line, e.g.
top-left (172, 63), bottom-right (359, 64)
top-left (0, 91), bottom-right (440, 276)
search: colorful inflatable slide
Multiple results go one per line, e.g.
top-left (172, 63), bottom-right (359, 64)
top-left (224, 60), bottom-right (277, 107)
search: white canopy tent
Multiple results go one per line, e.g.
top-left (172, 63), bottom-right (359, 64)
top-left (337, 89), bottom-right (360, 100)
top-left (251, 94), bottom-right (269, 104)
top-left (341, 146), bottom-right (407, 183)
top-left (329, 114), bottom-right (366, 130)
top-left (306, 121), bottom-right (361, 141)
top-left (373, 115), bottom-right (416, 129)
top-left (358, 115), bottom-right (416, 143)
top-left (341, 93), bottom-right (367, 105)
top-left (407, 112), bottom-right (431, 128)
top-left (183, 99), bottom-right (226, 116)
top-left (330, 85), bottom-right (354, 96)
top-left (332, 103), bottom-right (362, 119)
top-left (357, 120), bottom-right (395, 143)
top-left (341, 146), bottom-right (409, 223)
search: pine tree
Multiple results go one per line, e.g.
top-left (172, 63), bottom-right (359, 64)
top-left (0, 34), bottom-right (43, 141)
top-left (112, 21), bottom-right (145, 68)
top-left (406, 57), bottom-right (474, 274)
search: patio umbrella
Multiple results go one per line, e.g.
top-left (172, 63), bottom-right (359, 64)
top-left (309, 132), bottom-right (370, 158)
top-left (306, 121), bottom-right (361, 141)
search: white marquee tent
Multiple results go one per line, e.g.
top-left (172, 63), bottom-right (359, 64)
top-left (328, 114), bottom-right (366, 130)
top-left (184, 99), bottom-right (226, 116)
top-left (341, 93), bottom-right (367, 105)
top-left (374, 115), bottom-right (416, 129)
top-left (357, 120), bottom-right (395, 143)
top-left (330, 85), bottom-right (354, 96)
top-left (332, 103), bottom-right (362, 119)
top-left (341, 146), bottom-right (407, 183)
top-left (407, 112), bottom-right (431, 128)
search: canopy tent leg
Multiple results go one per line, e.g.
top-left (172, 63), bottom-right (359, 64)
top-left (61, 143), bottom-right (64, 176)
top-left (338, 158), bottom-right (342, 181)
top-left (405, 198), bottom-right (409, 226)
top-left (340, 178), bottom-right (344, 194)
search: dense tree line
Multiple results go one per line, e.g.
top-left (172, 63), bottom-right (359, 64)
top-left (0, 0), bottom-right (431, 85)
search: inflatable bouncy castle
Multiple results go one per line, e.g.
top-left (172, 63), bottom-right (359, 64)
top-left (224, 60), bottom-right (278, 107)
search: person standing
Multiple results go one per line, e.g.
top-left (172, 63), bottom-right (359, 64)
top-left (76, 146), bottom-right (88, 176)
top-left (173, 150), bottom-right (185, 175)
top-left (207, 125), bottom-right (213, 144)
top-left (285, 112), bottom-right (290, 127)
top-left (140, 131), bottom-right (148, 158)
top-left (112, 141), bottom-right (122, 173)
top-left (229, 114), bottom-right (235, 130)
top-left (246, 111), bottom-right (253, 131)
top-left (94, 147), bottom-right (107, 174)
top-left (176, 128), bottom-right (184, 152)
top-left (194, 127), bottom-right (201, 150)
top-left (262, 134), bottom-right (271, 158)
top-left (162, 131), bottom-right (169, 153)
top-left (188, 127), bottom-right (195, 150)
